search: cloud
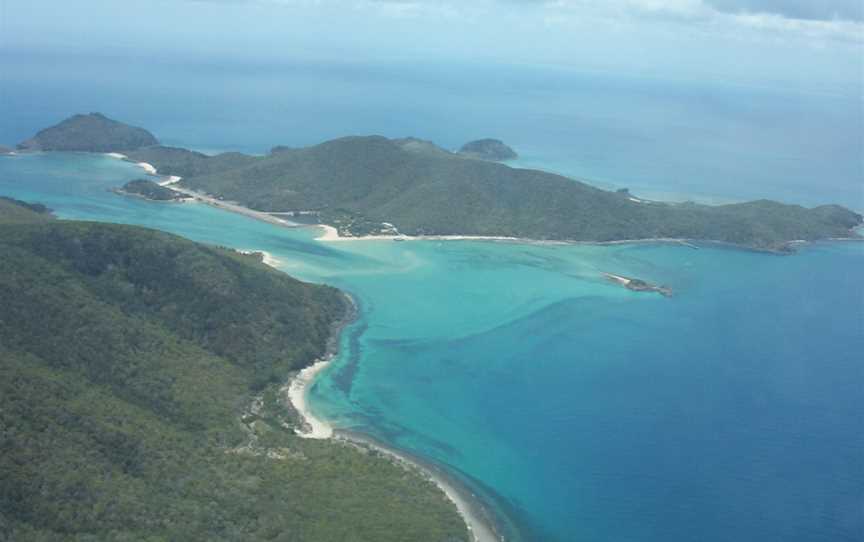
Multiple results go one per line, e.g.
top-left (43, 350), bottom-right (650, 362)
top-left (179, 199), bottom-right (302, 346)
top-left (707, 0), bottom-right (863, 22)
top-left (232, 0), bottom-right (863, 41)
top-left (495, 0), bottom-right (863, 44)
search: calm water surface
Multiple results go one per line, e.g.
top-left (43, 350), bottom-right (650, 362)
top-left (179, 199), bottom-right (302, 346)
top-left (1, 153), bottom-right (861, 541)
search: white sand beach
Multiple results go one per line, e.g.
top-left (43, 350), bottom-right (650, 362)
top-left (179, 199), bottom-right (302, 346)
top-left (136, 162), bottom-right (158, 175)
top-left (602, 272), bottom-right (632, 286)
top-left (158, 175), bottom-right (182, 186)
top-left (315, 225), bottom-right (520, 244)
top-left (166, 185), bottom-right (298, 228)
top-left (104, 152), bottom-right (127, 160)
top-left (121, 163), bottom-right (506, 540)
top-left (287, 359), bottom-right (334, 439)
top-left (237, 249), bottom-right (282, 269)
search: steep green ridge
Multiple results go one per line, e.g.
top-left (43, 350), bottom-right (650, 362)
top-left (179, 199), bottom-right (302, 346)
top-left (124, 145), bottom-right (258, 178)
top-left (17, 113), bottom-right (158, 152)
top-left (172, 135), bottom-right (861, 249)
top-left (0, 200), bottom-right (468, 541)
top-left (19, 115), bottom-right (863, 250)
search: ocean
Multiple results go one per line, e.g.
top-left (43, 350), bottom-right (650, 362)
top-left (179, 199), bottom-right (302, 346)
top-left (1, 50), bottom-right (862, 209)
top-left (1, 53), bottom-right (862, 541)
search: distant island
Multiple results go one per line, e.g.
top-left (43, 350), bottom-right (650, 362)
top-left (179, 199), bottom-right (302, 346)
top-left (459, 138), bottom-right (518, 161)
top-left (17, 112), bottom-right (158, 152)
top-left (0, 144), bottom-right (14, 155)
top-left (0, 197), bottom-right (471, 541)
top-left (115, 178), bottom-right (189, 201)
top-left (15, 113), bottom-right (864, 252)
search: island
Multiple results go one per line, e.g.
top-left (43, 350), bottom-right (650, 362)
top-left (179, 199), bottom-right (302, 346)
top-left (0, 144), bottom-right (14, 155)
top-left (459, 138), bottom-right (518, 161)
top-left (603, 272), bottom-right (673, 297)
top-left (16, 112), bottom-right (158, 152)
top-left (19, 114), bottom-right (864, 252)
top-left (0, 197), bottom-right (471, 542)
top-left (115, 178), bottom-right (190, 201)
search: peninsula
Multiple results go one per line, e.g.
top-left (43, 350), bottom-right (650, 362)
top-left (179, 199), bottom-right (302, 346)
top-left (0, 197), bottom-right (471, 541)
top-left (16, 114), bottom-right (864, 251)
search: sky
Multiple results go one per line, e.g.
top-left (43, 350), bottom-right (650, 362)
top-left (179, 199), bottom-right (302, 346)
top-left (1, 0), bottom-right (862, 93)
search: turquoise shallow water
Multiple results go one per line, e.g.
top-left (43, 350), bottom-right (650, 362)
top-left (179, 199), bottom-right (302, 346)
top-left (1, 153), bottom-right (862, 541)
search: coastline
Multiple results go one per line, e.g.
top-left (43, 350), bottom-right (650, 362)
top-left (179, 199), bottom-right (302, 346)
top-left (335, 429), bottom-right (507, 542)
top-left (99, 153), bottom-right (861, 253)
top-left (314, 226), bottom-right (864, 253)
top-left (285, 291), bottom-right (358, 440)
top-left (163, 185), bottom-right (300, 229)
top-left (237, 249), bottom-right (283, 269)
top-left (284, 292), bottom-right (507, 542)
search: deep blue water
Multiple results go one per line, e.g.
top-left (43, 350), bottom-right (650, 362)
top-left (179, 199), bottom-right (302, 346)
top-left (1, 51), bottom-right (863, 541)
top-left (1, 50), bottom-right (862, 209)
top-left (1, 153), bottom-right (861, 541)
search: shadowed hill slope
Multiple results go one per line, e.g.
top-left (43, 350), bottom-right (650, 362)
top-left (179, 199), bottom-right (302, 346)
top-left (173, 135), bottom-right (861, 249)
top-left (0, 199), bottom-right (469, 542)
top-left (18, 114), bottom-right (863, 250)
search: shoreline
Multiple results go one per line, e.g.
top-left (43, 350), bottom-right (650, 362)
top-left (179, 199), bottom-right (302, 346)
top-left (98, 153), bottom-right (861, 253)
top-left (335, 429), bottom-right (507, 542)
top-left (313, 225), bottom-right (864, 253)
top-left (103, 153), bottom-right (296, 228)
top-left (285, 292), bottom-right (358, 440)
top-left (284, 293), bottom-right (507, 542)
top-left (237, 249), bottom-right (282, 269)
top-left (167, 185), bottom-right (301, 229)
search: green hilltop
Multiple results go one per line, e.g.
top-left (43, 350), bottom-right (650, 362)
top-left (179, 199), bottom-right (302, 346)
top-left (0, 199), bottom-right (468, 541)
top-left (157, 135), bottom-right (860, 250)
top-left (17, 113), bottom-right (158, 153)
top-left (21, 114), bottom-right (864, 250)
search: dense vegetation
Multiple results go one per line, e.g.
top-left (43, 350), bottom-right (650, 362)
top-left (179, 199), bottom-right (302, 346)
top-left (0, 197), bottom-right (53, 224)
top-left (17, 113), bottom-right (158, 153)
top-left (459, 138), bottom-right (518, 161)
top-left (118, 179), bottom-right (186, 201)
top-left (21, 114), bottom-right (864, 249)
top-left (168, 135), bottom-right (860, 249)
top-left (124, 146), bottom-right (258, 179)
top-left (0, 200), bottom-right (468, 541)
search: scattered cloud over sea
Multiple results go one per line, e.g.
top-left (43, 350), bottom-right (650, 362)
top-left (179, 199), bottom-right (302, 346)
top-left (221, 0), bottom-right (862, 43)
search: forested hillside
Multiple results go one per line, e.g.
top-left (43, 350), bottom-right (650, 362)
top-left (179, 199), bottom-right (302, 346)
top-left (174, 136), bottom-right (862, 249)
top-left (0, 199), bottom-right (468, 541)
top-left (19, 114), bottom-right (863, 250)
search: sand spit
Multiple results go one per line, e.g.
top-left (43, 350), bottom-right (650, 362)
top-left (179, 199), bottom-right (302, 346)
top-left (167, 185), bottom-right (300, 229)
